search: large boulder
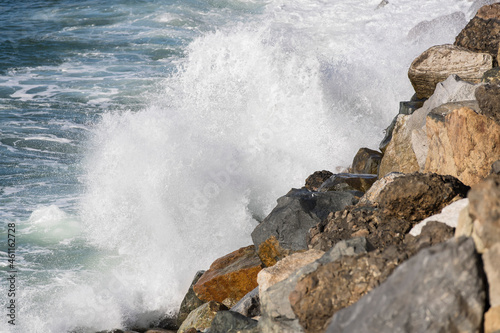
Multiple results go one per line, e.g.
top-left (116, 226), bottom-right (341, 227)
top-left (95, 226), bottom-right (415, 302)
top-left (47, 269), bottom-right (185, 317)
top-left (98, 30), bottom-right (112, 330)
top-left (251, 189), bottom-right (359, 262)
top-left (303, 170), bottom-right (333, 191)
top-left (193, 245), bottom-right (263, 305)
top-left (476, 83), bottom-right (500, 125)
top-left (326, 237), bottom-right (486, 333)
top-left (408, 44), bottom-right (492, 99)
top-left (455, 3), bottom-right (500, 63)
top-left (424, 106), bottom-right (500, 186)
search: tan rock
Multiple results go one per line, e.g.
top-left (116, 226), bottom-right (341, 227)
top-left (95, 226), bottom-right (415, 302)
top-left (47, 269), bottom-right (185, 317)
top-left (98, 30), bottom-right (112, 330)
top-left (483, 243), bottom-right (500, 307)
top-left (424, 106), bottom-right (500, 186)
top-left (257, 249), bottom-right (324, 294)
top-left (408, 44), bottom-right (492, 99)
top-left (359, 172), bottom-right (404, 205)
top-left (193, 245), bottom-right (263, 303)
top-left (378, 115), bottom-right (419, 178)
top-left (485, 306), bottom-right (500, 333)
top-left (455, 204), bottom-right (473, 238)
top-left (177, 301), bottom-right (227, 333)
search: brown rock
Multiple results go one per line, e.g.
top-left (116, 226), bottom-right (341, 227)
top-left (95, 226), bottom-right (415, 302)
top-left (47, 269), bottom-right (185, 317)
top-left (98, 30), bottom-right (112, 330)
top-left (359, 172), bottom-right (404, 205)
top-left (257, 249), bottom-right (324, 293)
top-left (408, 44), bottom-right (492, 99)
top-left (455, 3), bottom-right (500, 63)
top-left (482, 67), bottom-right (500, 85)
top-left (378, 115), bottom-right (419, 178)
top-left (351, 148), bottom-right (383, 175)
top-left (476, 83), bottom-right (500, 126)
top-left (304, 170), bottom-right (333, 191)
top-left (469, 174), bottom-right (500, 252)
top-left (485, 306), bottom-right (500, 333)
top-left (193, 245), bottom-right (263, 304)
top-left (318, 173), bottom-right (378, 193)
top-left (256, 236), bottom-right (293, 267)
top-left (177, 301), bottom-right (228, 333)
top-left (424, 106), bottom-right (500, 186)
top-left (293, 223), bottom-right (454, 333)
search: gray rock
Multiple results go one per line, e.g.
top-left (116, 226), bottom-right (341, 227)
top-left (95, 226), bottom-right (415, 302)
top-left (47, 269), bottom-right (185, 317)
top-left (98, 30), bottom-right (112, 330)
top-left (258, 238), bottom-right (370, 333)
top-left (229, 287), bottom-right (260, 318)
top-left (208, 311), bottom-right (258, 333)
top-left (178, 270), bottom-right (206, 326)
top-left (251, 189), bottom-right (359, 252)
top-left (318, 173), bottom-right (377, 193)
top-left (327, 237), bottom-right (486, 333)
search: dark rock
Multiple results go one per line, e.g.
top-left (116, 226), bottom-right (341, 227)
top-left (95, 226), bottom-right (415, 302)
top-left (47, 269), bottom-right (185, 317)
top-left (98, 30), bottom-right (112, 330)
top-left (476, 83), bottom-right (500, 125)
top-left (482, 67), bottom-right (500, 85)
top-left (326, 237), bottom-right (486, 333)
top-left (208, 311), bottom-right (258, 333)
top-left (304, 170), bottom-right (333, 191)
top-left (229, 287), bottom-right (260, 318)
top-left (351, 148), bottom-right (383, 175)
top-left (178, 270), bottom-right (206, 326)
top-left (251, 189), bottom-right (359, 252)
top-left (318, 173), bottom-right (378, 193)
top-left (455, 3), bottom-right (500, 64)
top-left (492, 159), bottom-right (500, 175)
top-left (193, 246), bottom-right (262, 304)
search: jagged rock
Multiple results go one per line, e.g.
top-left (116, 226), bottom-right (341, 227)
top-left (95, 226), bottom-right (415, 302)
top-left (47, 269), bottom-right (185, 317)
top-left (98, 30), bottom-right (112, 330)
top-left (327, 237), bottom-right (486, 333)
top-left (455, 3), bottom-right (500, 63)
top-left (309, 173), bottom-right (468, 252)
top-left (304, 170), bottom-right (333, 191)
top-left (476, 83), bottom-right (500, 125)
top-left (378, 115), bottom-right (419, 177)
top-left (409, 198), bottom-right (468, 236)
top-left (208, 311), bottom-right (258, 333)
top-left (317, 173), bottom-right (377, 193)
top-left (229, 287), bottom-right (260, 318)
top-left (359, 172), bottom-right (404, 205)
top-left (257, 250), bottom-right (324, 293)
top-left (484, 243), bottom-right (500, 307)
top-left (257, 238), bottom-right (369, 333)
top-left (424, 106), bottom-right (500, 186)
top-left (193, 246), bottom-right (262, 304)
top-left (256, 236), bottom-right (292, 268)
top-left (178, 271), bottom-right (206, 326)
top-left (482, 67), bottom-right (500, 85)
top-left (408, 44), bottom-right (492, 99)
top-left (293, 223), bottom-right (454, 333)
top-left (351, 148), bottom-right (383, 175)
top-left (485, 306), bottom-right (500, 333)
top-left (178, 301), bottom-right (228, 333)
top-left (251, 189), bottom-right (359, 253)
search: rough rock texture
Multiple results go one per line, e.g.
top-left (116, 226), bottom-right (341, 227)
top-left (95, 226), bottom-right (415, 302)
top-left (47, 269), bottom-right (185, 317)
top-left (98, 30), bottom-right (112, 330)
top-left (456, 203), bottom-right (473, 238)
top-left (178, 301), bottom-right (228, 333)
top-left (482, 67), bottom-right (500, 85)
top-left (318, 173), bottom-right (377, 193)
top-left (304, 170), bottom-right (333, 191)
top-left (469, 174), bottom-right (500, 252)
top-left (485, 306), bottom-right (500, 333)
top-left (208, 311), bottom-right (258, 333)
top-left (310, 173), bottom-right (468, 251)
top-left (378, 115), bottom-right (420, 177)
top-left (484, 243), bottom-right (500, 307)
top-left (293, 223), bottom-right (454, 333)
top-left (251, 189), bottom-right (359, 253)
top-left (424, 106), bottom-right (500, 186)
top-left (178, 270), bottom-right (206, 326)
top-left (455, 3), bottom-right (500, 63)
top-left (229, 287), bottom-right (260, 318)
top-left (257, 238), bottom-right (369, 333)
top-left (193, 245), bottom-right (263, 304)
top-left (409, 198), bottom-right (468, 236)
top-left (351, 148), bottom-right (383, 175)
top-left (327, 237), bottom-right (486, 333)
top-left (476, 83), bottom-right (500, 125)
top-left (257, 250), bottom-right (324, 293)
top-left (408, 44), bottom-right (492, 99)
top-left (359, 172), bottom-right (404, 205)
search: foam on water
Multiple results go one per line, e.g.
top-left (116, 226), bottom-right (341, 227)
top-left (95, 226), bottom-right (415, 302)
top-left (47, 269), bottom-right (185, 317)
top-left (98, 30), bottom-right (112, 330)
top-left (2, 0), bottom-right (478, 332)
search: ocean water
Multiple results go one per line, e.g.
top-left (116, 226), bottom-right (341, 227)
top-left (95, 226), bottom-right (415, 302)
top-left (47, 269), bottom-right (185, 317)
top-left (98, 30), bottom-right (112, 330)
top-left (0, 0), bottom-right (478, 332)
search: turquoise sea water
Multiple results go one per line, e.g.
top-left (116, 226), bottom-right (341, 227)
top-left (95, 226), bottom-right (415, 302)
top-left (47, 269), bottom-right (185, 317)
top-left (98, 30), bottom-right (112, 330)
top-left (0, 0), bottom-right (478, 331)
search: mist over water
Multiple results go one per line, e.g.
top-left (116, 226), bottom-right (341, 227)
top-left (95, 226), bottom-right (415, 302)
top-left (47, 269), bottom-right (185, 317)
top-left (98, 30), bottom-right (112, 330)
top-left (0, 0), bottom-right (477, 331)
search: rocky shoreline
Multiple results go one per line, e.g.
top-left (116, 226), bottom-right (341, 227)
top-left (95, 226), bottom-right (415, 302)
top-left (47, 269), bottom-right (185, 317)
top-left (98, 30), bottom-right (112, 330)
top-left (96, 3), bottom-right (500, 333)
